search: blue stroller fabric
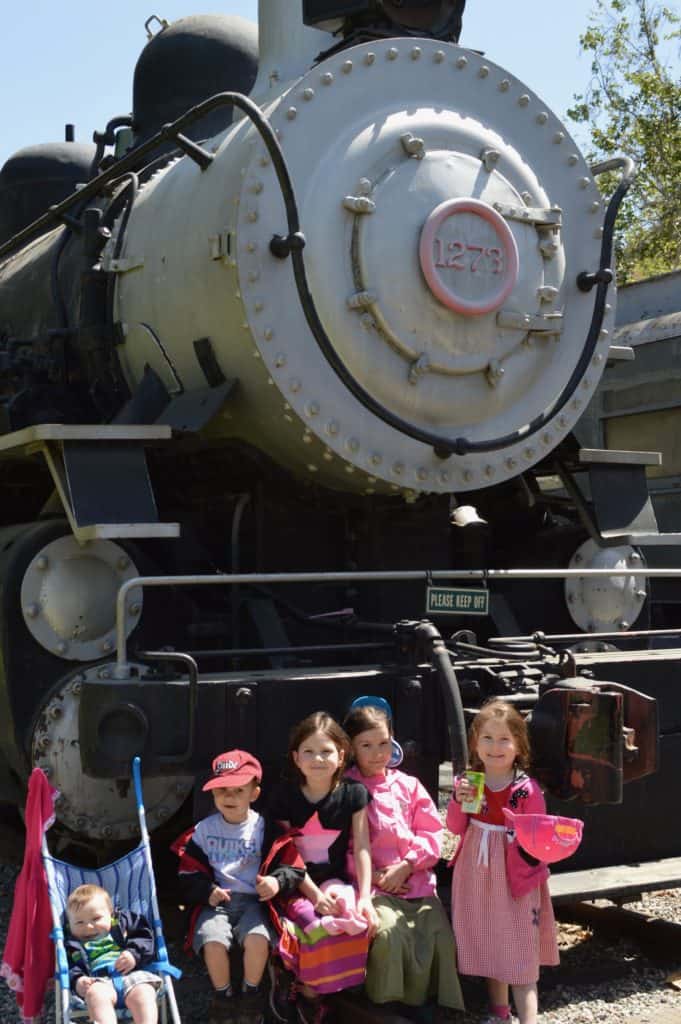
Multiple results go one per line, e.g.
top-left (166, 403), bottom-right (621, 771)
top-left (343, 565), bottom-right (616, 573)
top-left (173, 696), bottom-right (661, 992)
top-left (42, 757), bottom-right (182, 1023)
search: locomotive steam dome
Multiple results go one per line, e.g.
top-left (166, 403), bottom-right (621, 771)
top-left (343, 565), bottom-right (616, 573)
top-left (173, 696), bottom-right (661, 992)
top-left (0, 141), bottom-right (96, 247)
top-left (113, 36), bottom-right (614, 496)
top-left (132, 14), bottom-right (258, 144)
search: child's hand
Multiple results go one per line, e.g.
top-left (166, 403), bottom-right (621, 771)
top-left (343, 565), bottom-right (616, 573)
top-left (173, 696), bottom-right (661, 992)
top-left (114, 950), bottom-right (136, 975)
top-left (454, 776), bottom-right (476, 804)
top-left (357, 896), bottom-right (378, 937)
top-left (209, 886), bottom-right (231, 907)
top-left (255, 874), bottom-right (280, 901)
top-left (372, 868), bottom-right (409, 894)
top-left (314, 891), bottom-right (341, 916)
top-left (375, 860), bottom-right (412, 894)
top-left (76, 977), bottom-right (97, 997)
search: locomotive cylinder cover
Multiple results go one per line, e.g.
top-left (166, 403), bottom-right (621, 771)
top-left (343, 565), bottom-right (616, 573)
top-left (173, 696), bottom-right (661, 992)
top-left (112, 37), bottom-right (613, 496)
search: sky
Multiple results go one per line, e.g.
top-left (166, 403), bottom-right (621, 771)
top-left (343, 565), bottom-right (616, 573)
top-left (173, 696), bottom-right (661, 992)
top-left (1, 2), bottom-right (604, 168)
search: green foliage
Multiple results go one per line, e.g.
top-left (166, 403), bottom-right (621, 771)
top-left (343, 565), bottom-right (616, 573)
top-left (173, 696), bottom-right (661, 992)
top-left (568, 0), bottom-right (681, 282)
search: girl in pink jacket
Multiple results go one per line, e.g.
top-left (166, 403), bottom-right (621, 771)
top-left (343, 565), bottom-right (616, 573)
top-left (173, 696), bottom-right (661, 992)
top-left (447, 700), bottom-right (559, 1024)
top-left (344, 701), bottom-right (464, 1014)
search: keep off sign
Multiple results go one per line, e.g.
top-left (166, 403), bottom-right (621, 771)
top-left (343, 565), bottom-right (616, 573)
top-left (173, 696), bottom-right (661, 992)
top-left (426, 586), bottom-right (489, 616)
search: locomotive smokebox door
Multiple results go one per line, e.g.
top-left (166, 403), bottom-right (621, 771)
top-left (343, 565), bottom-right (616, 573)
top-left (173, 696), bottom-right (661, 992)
top-left (529, 679), bottom-right (658, 804)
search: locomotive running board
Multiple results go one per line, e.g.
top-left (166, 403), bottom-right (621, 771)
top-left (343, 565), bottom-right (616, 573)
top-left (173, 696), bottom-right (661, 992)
top-left (549, 855), bottom-right (681, 904)
top-left (0, 423), bottom-right (180, 542)
top-left (555, 447), bottom-right (681, 546)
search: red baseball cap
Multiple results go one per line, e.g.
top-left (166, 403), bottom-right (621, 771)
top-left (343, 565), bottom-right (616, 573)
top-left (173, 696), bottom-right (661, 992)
top-left (202, 750), bottom-right (262, 791)
top-left (503, 808), bottom-right (584, 864)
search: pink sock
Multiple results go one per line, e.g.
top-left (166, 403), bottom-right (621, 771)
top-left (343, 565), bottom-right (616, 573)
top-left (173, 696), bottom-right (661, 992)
top-left (490, 1005), bottom-right (511, 1020)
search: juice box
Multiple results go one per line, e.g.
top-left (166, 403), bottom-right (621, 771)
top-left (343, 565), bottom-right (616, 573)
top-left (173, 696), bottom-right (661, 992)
top-left (460, 770), bottom-right (485, 814)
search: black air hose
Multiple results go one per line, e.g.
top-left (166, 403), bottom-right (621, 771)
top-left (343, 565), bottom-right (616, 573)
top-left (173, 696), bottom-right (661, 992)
top-left (409, 620), bottom-right (468, 773)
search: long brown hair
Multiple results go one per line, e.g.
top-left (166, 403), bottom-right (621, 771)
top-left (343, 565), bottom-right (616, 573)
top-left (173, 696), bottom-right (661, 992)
top-left (287, 711), bottom-right (350, 788)
top-left (468, 699), bottom-right (530, 772)
top-left (343, 705), bottom-right (392, 741)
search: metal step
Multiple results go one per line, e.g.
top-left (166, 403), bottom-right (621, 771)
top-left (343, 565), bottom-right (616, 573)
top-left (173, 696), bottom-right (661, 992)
top-left (0, 423), bottom-right (179, 541)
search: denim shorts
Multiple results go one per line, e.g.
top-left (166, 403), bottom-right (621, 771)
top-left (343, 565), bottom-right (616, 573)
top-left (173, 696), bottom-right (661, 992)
top-left (192, 893), bottom-right (273, 954)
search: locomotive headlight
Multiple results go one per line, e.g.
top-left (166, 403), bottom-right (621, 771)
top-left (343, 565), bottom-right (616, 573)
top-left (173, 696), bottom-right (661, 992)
top-left (303, 0), bottom-right (465, 40)
top-left (381, 0), bottom-right (464, 35)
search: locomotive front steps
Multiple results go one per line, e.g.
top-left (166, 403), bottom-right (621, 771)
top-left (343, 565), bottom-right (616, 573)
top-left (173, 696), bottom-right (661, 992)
top-left (0, 423), bottom-right (180, 542)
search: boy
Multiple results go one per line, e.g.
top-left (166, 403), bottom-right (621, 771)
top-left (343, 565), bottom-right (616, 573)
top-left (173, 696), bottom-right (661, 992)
top-left (65, 884), bottom-right (161, 1024)
top-left (174, 749), bottom-right (301, 1024)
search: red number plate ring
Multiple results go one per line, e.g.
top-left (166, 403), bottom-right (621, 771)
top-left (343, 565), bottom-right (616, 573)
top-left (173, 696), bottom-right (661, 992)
top-left (419, 197), bottom-right (520, 316)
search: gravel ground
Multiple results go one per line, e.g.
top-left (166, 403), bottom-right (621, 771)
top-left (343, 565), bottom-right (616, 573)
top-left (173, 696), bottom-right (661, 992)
top-left (1, 861), bottom-right (680, 1024)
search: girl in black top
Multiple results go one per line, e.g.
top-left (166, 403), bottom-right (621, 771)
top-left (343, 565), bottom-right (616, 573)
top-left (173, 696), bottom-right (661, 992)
top-left (262, 712), bottom-right (377, 1024)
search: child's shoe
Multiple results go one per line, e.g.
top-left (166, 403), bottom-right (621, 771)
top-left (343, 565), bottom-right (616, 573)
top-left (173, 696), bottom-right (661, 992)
top-left (268, 958), bottom-right (298, 1023)
top-left (479, 1008), bottom-right (513, 1024)
top-left (296, 994), bottom-right (332, 1024)
top-left (237, 986), bottom-right (266, 1024)
top-left (209, 990), bottom-right (237, 1024)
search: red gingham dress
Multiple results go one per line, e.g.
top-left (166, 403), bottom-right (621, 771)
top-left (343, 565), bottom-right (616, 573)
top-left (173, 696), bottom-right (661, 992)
top-left (451, 784), bottom-right (559, 985)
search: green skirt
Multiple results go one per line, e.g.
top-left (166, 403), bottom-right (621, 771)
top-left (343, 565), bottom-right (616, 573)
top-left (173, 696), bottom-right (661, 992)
top-left (365, 894), bottom-right (464, 1010)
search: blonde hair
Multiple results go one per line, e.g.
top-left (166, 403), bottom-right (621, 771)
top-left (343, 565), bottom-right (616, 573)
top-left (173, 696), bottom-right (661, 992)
top-left (468, 699), bottom-right (530, 772)
top-left (66, 884), bottom-right (112, 916)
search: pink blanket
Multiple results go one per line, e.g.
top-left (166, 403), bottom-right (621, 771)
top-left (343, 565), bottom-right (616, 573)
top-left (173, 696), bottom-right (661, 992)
top-left (1, 768), bottom-right (58, 1023)
top-left (287, 879), bottom-right (367, 935)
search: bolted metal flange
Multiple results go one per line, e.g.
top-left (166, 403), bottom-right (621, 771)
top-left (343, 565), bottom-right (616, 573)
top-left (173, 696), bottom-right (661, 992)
top-left (564, 540), bottom-right (648, 634)
top-left (31, 666), bottom-right (194, 841)
top-left (21, 536), bottom-right (143, 662)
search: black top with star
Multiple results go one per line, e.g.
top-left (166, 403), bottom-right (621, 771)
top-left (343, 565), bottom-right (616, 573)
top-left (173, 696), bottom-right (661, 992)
top-left (264, 778), bottom-right (371, 885)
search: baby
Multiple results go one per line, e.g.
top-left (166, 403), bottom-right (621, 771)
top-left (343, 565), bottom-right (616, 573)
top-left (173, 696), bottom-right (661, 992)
top-left (65, 884), bottom-right (161, 1024)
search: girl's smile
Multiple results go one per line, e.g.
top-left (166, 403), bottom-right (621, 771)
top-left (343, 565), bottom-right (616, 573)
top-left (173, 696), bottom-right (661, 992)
top-left (351, 724), bottom-right (392, 778)
top-left (293, 729), bottom-right (343, 792)
top-left (475, 719), bottom-right (517, 779)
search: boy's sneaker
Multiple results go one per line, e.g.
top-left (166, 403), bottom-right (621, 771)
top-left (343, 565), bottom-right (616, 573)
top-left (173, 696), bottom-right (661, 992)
top-left (208, 991), bottom-right (237, 1024)
top-left (237, 987), bottom-right (266, 1024)
top-left (268, 959), bottom-right (297, 1023)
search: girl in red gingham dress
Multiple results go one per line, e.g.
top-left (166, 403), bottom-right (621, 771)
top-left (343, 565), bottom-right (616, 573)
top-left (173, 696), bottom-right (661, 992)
top-left (447, 700), bottom-right (559, 1024)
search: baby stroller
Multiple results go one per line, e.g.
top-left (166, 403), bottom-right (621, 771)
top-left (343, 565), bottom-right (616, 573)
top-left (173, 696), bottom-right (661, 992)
top-left (41, 757), bottom-right (182, 1023)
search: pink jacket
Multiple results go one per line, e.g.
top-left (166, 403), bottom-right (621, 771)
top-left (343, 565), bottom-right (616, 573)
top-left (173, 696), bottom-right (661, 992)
top-left (446, 773), bottom-right (551, 899)
top-left (345, 766), bottom-right (442, 898)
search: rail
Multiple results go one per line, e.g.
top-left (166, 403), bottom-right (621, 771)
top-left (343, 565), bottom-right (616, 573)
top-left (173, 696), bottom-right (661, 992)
top-left (114, 565), bottom-right (681, 677)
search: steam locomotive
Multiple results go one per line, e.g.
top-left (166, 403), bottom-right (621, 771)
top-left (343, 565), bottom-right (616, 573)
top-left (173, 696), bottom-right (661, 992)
top-left (1, 0), bottom-right (679, 895)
